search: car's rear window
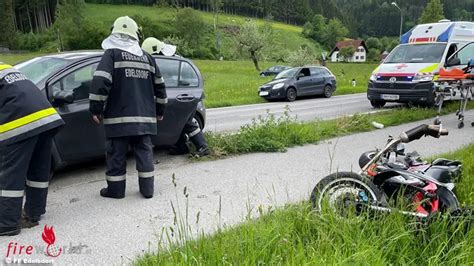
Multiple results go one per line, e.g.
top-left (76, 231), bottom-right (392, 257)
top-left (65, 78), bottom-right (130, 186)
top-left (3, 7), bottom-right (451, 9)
top-left (16, 57), bottom-right (69, 85)
top-left (156, 58), bottom-right (199, 88)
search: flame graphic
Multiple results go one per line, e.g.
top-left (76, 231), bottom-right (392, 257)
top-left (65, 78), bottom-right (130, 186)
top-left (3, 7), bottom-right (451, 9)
top-left (42, 225), bottom-right (56, 245)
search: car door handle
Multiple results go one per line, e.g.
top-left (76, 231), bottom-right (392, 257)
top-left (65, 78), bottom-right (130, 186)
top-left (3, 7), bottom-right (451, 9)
top-left (176, 94), bottom-right (195, 102)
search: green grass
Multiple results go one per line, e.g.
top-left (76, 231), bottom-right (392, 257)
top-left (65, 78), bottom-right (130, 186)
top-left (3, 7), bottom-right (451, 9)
top-left (84, 3), bottom-right (319, 58)
top-left (328, 62), bottom-right (378, 95)
top-left (0, 53), bottom-right (43, 65)
top-left (195, 60), bottom-right (271, 107)
top-left (206, 102), bottom-right (474, 157)
top-left (137, 144), bottom-right (474, 265)
top-left (196, 60), bottom-right (377, 108)
top-left (85, 4), bottom-right (302, 33)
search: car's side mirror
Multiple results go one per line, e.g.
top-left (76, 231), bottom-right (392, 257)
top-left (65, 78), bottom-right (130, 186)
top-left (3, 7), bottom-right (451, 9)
top-left (446, 57), bottom-right (461, 67)
top-left (53, 90), bottom-right (74, 105)
top-left (468, 59), bottom-right (474, 68)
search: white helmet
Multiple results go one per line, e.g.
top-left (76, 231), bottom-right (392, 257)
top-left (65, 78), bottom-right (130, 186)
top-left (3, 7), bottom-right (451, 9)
top-left (142, 37), bottom-right (165, 55)
top-left (111, 16), bottom-right (140, 40)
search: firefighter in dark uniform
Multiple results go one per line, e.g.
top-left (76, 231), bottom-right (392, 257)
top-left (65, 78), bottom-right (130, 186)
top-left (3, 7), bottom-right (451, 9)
top-left (90, 17), bottom-right (167, 199)
top-left (142, 37), bottom-right (209, 157)
top-left (0, 63), bottom-right (64, 236)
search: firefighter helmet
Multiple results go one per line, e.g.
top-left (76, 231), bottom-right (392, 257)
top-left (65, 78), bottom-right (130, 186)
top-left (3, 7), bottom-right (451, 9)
top-left (142, 37), bottom-right (165, 55)
top-left (111, 16), bottom-right (140, 40)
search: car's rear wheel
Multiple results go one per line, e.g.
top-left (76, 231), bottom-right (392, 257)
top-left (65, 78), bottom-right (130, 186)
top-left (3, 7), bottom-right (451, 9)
top-left (193, 114), bottom-right (204, 131)
top-left (323, 85), bottom-right (333, 98)
top-left (286, 87), bottom-right (297, 102)
top-left (370, 100), bottom-right (386, 108)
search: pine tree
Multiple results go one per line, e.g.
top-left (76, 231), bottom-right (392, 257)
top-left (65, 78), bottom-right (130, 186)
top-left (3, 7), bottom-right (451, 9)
top-left (0, 0), bottom-right (16, 48)
top-left (419, 0), bottom-right (445, 24)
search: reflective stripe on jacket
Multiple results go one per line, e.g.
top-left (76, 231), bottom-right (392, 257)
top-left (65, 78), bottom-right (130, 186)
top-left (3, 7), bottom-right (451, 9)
top-left (0, 65), bottom-right (64, 146)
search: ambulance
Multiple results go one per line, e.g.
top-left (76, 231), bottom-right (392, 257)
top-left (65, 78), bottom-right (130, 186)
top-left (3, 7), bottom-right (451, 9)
top-left (367, 20), bottom-right (474, 108)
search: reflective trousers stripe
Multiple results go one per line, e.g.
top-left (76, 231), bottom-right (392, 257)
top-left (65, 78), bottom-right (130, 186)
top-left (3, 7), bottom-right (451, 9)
top-left (103, 116), bottom-right (157, 125)
top-left (94, 70), bottom-right (113, 83)
top-left (0, 190), bottom-right (24, 198)
top-left (106, 175), bottom-right (126, 182)
top-left (188, 128), bottom-right (201, 137)
top-left (155, 97), bottom-right (168, 104)
top-left (0, 107), bottom-right (58, 133)
top-left (89, 94), bottom-right (109, 101)
top-left (26, 180), bottom-right (49, 189)
top-left (138, 171), bottom-right (154, 178)
top-left (0, 113), bottom-right (62, 142)
top-left (114, 62), bottom-right (155, 73)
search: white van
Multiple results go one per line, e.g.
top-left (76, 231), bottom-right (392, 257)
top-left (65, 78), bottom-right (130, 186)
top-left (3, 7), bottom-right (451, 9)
top-left (367, 20), bottom-right (474, 108)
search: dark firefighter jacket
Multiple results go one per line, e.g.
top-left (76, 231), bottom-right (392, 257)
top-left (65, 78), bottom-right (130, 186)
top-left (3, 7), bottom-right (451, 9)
top-left (89, 49), bottom-right (167, 138)
top-left (0, 64), bottom-right (64, 147)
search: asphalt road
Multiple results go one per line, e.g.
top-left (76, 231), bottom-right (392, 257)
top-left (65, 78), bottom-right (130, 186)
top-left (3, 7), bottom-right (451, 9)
top-left (206, 93), bottom-right (400, 133)
top-left (0, 111), bottom-right (473, 265)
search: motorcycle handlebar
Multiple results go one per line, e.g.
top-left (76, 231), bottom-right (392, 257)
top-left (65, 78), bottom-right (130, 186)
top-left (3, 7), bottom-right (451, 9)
top-left (399, 124), bottom-right (448, 143)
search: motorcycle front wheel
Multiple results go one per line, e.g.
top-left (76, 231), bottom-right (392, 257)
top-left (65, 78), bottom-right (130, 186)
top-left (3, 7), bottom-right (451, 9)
top-left (310, 172), bottom-right (385, 216)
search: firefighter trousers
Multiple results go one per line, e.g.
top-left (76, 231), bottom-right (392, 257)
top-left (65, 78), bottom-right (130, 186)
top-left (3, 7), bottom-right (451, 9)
top-left (175, 114), bottom-right (208, 152)
top-left (0, 131), bottom-right (54, 229)
top-left (105, 135), bottom-right (154, 198)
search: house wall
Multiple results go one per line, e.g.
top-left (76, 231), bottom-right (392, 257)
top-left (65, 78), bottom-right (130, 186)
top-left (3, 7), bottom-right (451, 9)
top-left (331, 51), bottom-right (339, 62)
top-left (331, 45), bottom-right (367, 62)
top-left (352, 46), bottom-right (366, 62)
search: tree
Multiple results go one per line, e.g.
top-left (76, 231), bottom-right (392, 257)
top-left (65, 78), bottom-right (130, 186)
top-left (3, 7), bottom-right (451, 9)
top-left (338, 46), bottom-right (356, 62)
top-left (420, 0), bottom-right (445, 24)
top-left (236, 20), bottom-right (271, 71)
top-left (210, 0), bottom-right (223, 56)
top-left (0, 0), bottom-right (16, 48)
top-left (367, 48), bottom-right (382, 62)
top-left (311, 14), bottom-right (327, 40)
top-left (305, 14), bottom-right (327, 42)
top-left (302, 21), bottom-right (313, 38)
top-left (175, 8), bottom-right (207, 50)
top-left (366, 37), bottom-right (381, 51)
top-left (287, 46), bottom-right (317, 67)
top-left (54, 0), bottom-right (86, 51)
top-left (321, 18), bottom-right (348, 49)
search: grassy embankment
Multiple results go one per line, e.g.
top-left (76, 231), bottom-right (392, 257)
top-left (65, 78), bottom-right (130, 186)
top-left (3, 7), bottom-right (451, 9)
top-left (206, 102), bottom-right (474, 157)
top-left (137, 143), bottom-right (474, 264)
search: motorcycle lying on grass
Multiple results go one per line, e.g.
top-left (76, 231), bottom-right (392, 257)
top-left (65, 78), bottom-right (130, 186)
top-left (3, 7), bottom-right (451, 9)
top-left (310, 124), bottom-right (472, 223)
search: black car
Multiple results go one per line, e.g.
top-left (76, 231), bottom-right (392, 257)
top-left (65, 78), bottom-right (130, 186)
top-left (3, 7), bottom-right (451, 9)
top-left (15, 51), bottom-right (206, 170)
top-left (258, 66), bottom-right (337, 101)
top-left (260, 65), bottom-right (291, 77)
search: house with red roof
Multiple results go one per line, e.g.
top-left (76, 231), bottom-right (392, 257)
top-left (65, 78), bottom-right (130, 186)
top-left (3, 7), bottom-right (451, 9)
top-left (329, 39), bottom-right (368, 62)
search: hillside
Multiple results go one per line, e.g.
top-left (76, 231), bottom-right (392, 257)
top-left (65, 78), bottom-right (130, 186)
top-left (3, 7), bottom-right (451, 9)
top-left (84, 3), bottom-right (322, 60)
